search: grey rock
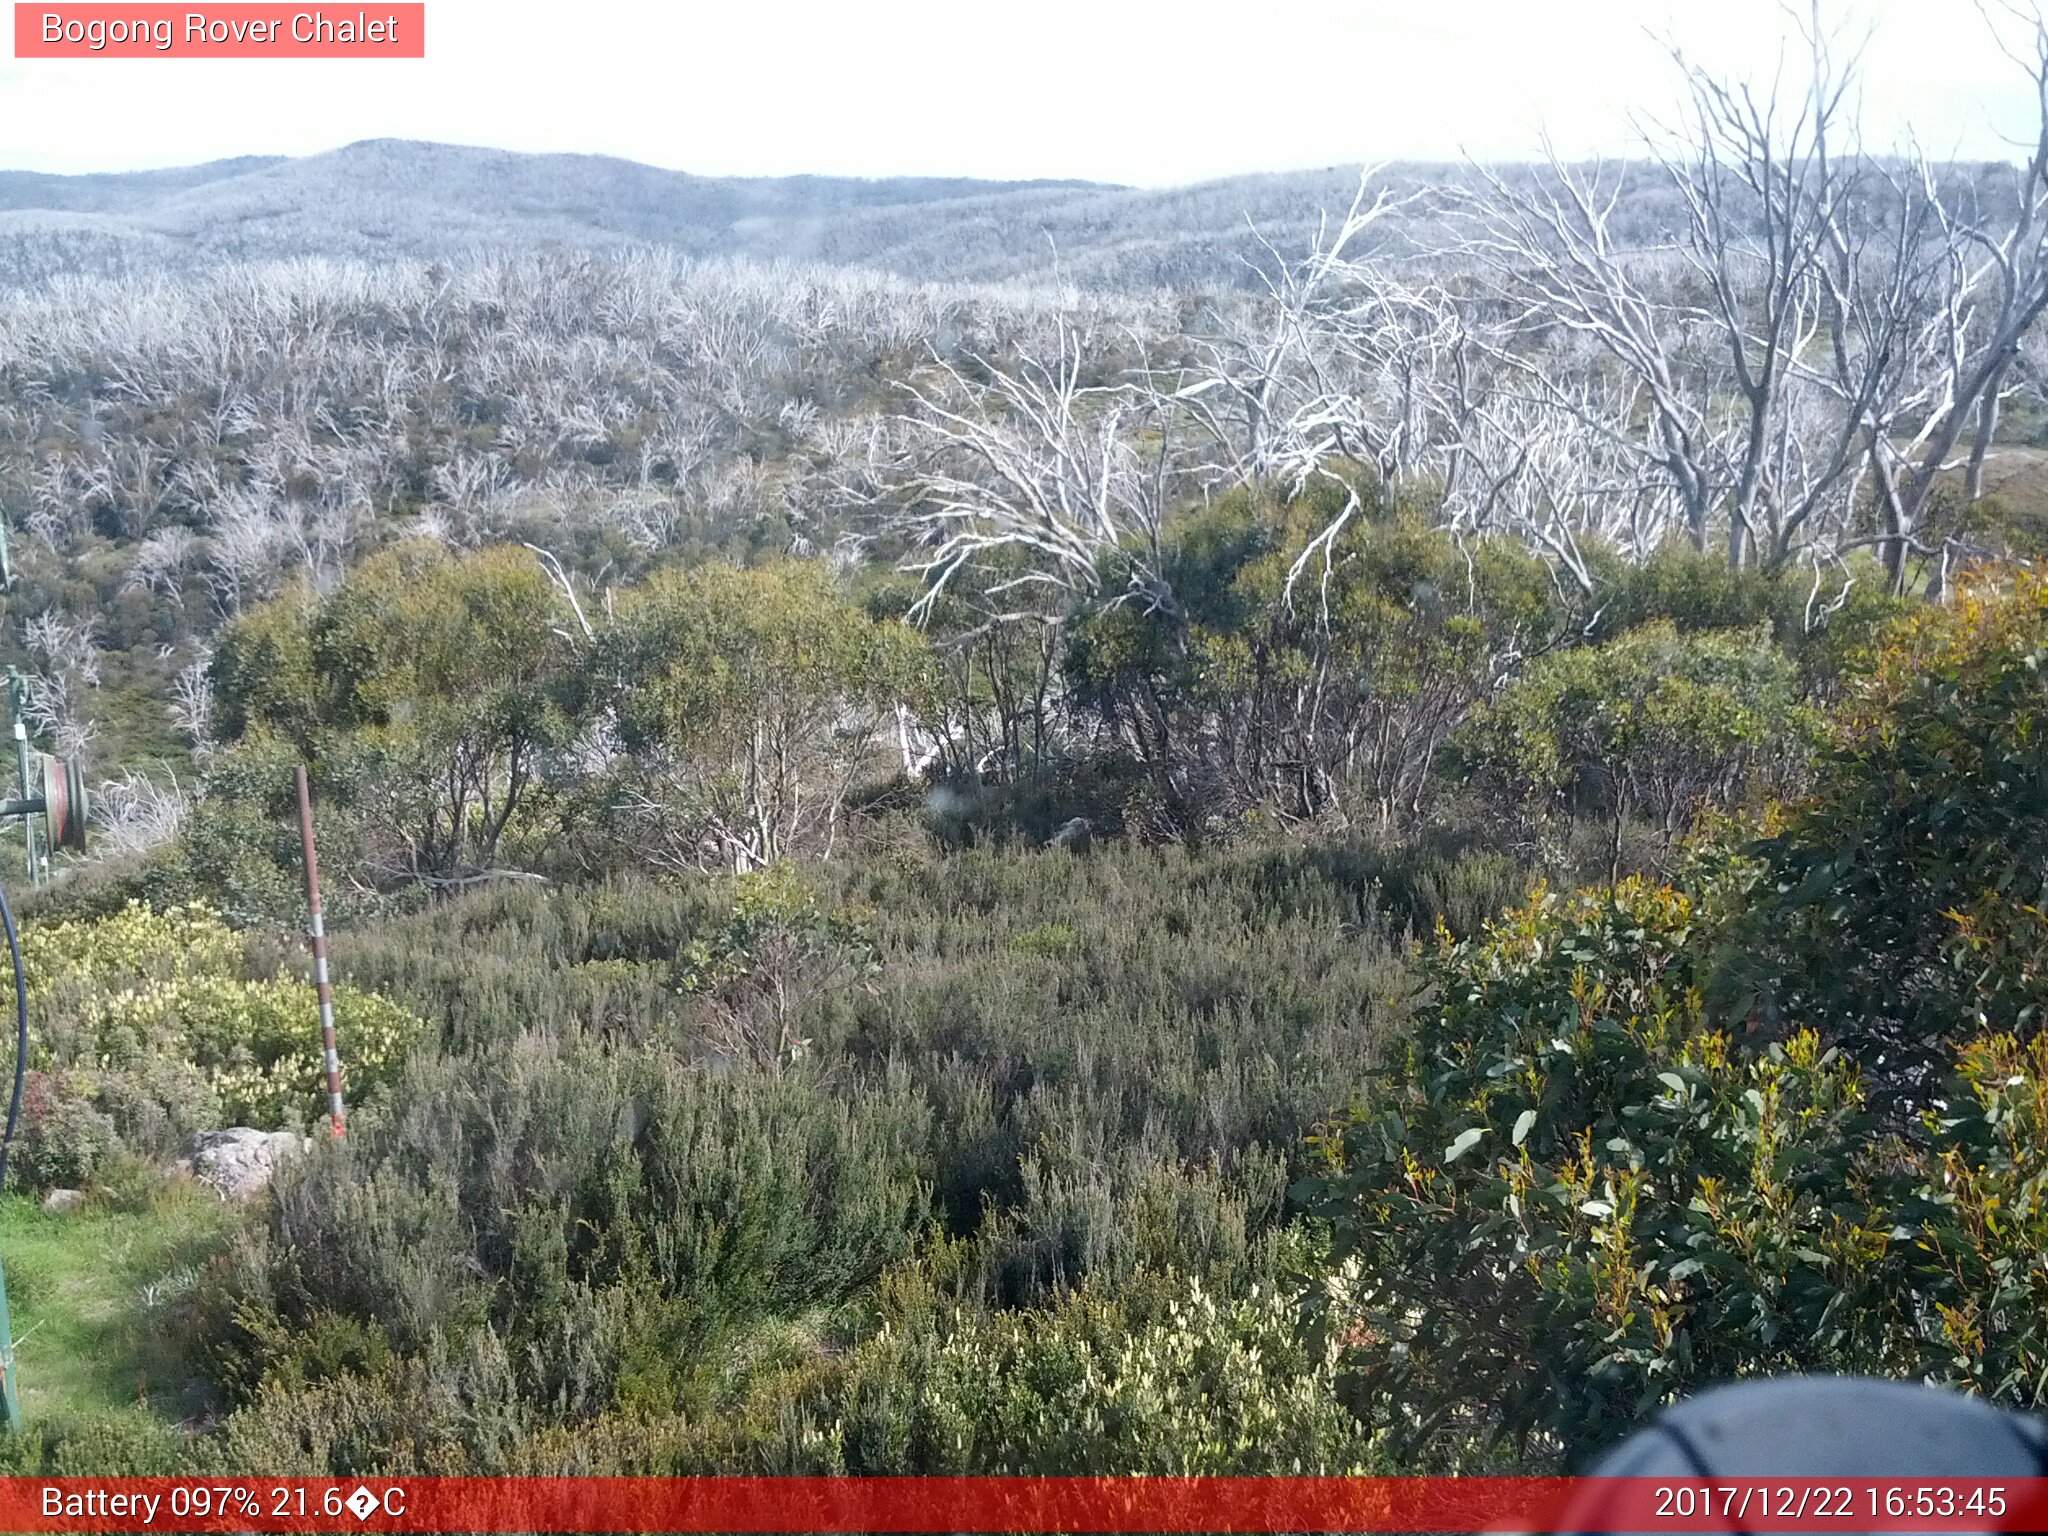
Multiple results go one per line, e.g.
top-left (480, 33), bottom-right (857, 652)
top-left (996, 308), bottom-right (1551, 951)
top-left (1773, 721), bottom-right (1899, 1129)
top-left (40, 1187), bottom-right (84, 1214)
top-left (1045, 816), bottom-right (1094, 853)
top-left (189, 1128), bottom-right (307, 1201)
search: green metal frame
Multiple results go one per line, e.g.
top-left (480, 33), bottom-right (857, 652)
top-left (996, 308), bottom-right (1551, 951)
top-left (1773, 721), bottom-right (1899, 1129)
top-left (8, 672), bottom-right (36, 887)
top-left (0, 1238), bottom-right (17, 1431)
top-left (0, 521), bottom-right (25, 1427)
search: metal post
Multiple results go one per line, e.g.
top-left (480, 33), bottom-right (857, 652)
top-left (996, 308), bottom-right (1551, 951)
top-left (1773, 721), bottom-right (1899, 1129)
top-left (0, 1252), bottom-right (19, 1432)
top-left (0, 524), bottom-right (26, 1427)
top-left (295, 766), bottom-right (345, 1139)
top-left (7, 674), bottom-right (36, 889)
top-left (0, 872), bottom-right (28, 1431)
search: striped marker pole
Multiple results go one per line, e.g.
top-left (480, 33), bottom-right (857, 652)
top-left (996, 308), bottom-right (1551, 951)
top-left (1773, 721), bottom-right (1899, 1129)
top-left (295, 764), bottom-right (346, 1139)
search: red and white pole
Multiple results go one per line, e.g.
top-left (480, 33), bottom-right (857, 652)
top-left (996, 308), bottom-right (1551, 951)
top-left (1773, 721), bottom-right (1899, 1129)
top-left (295, 764), bottom-right (346, 1139)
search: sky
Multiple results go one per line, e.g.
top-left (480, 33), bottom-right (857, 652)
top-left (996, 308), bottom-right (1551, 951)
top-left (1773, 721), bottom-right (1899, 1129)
top-left (0, 0), bottom-right (2041, 184)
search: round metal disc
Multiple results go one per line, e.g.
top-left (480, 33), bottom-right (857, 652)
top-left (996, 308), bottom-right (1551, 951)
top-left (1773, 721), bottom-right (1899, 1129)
top-left (40, 754), bottom-right (86, 854)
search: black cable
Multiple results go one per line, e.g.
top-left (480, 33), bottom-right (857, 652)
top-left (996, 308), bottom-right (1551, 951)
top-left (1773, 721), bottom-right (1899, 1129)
top-left (0, 880), bottom-right (25, 1195)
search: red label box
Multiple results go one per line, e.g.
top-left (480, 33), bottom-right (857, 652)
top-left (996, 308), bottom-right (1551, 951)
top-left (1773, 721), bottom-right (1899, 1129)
top-left (5, 1476), bottom-right (2048, 1533)
top-left (14, 4), bottom-right (424, 57)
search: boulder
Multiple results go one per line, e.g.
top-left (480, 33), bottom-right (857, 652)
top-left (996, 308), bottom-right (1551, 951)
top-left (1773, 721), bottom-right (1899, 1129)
top-left (189, 1128), bottom-right (307, 1201)
top-left (40, 1187), bottom-right (84, 1214)
top-left (1045, 816), bottom-right (1094, 853)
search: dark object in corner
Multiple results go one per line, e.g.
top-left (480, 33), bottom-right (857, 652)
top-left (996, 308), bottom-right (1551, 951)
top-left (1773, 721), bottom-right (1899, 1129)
top-left (1565, 1377), bottom-right (2048, 1534)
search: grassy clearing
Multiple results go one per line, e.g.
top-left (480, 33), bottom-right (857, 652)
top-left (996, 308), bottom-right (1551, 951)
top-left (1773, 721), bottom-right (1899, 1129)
top-left (0, 1182), bottom-right (241, 1426)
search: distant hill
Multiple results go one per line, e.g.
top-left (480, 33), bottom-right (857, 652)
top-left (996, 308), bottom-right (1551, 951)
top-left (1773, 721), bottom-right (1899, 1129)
top-left (0, 139), bottom-right (2002, 295)
top-left (0, 139), bottom-right (1485, 291)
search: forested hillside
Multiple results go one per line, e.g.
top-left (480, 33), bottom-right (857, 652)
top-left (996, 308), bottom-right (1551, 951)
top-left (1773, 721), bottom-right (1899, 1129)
top-left (0, 140), bottom-right (1789, 291)
top-left (0, 141), bottom-right (1107, 287)
top-left (6, 6), bottom-right (2048, 1482)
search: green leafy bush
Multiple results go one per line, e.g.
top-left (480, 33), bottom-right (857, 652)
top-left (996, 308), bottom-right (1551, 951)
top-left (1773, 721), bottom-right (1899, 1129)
top-left (92, 976), bottom-right (422, 1126)
top-left (1065, 483), bottom-right (1561, 832)
top-left (1900, 1032), bottom-right (2048, 1400)
top-left (595, 559), bottom-right (932, 873)
top-left (0, 1407), bottom-right (193, 1476)
top-left (173, 835), bottom-right (1428, 1468)
top-left (1733, 567), bottom-right (2048, 1094)
top-left (674, 864), bottom-right (880, 1070)
top-left (0, 902), bottom-right (427, 1185)
top-left (1299, 868), bottom-right (2048, 1460)
top-left (12, 900), bottom-right (240, 999)
top-left (1298, 881), bottom-right (1893, 1456)
top-left (151, 735), bottom-right (392, 929)
top-left (212, 544), bottom-right (580, 885)
top-left (723, 1273), bottom-right (1385, 1474)
top-left (199, 1266), bottom-right (1382, 1478)
top-left (1453, 622), bottom-right (1814, 872)
top-left (200, 1039), bottom-right (935, 1408)
top-left (15, 1072), bottom-right (124, 1189)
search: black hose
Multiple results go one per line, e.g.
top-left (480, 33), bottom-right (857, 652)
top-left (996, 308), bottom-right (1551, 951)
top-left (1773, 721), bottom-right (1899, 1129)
top-left (0, 880), bottom-right (25, 1195)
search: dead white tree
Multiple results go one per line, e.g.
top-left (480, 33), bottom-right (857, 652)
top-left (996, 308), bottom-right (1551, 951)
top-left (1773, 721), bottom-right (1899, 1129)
top-left (91, 766), bottom-right (189, 858)
top-left (1442, 375), bottom-right (1675, 596)
top-left (20, 611), bottom-right (100, 760)
top-left (1842, 2), bottom-right (2048, 592)
top-left (1456, 1), bottom-right (2048, 588)
top-left (170, 650), bottom-right (215, 757)
top-left (1457, 148), bottom-right (1722, 558)
top-left (893, 314), bottom-right (1177, 621)
top-left (1157, 171), bottom-right (1461, 597)
top-left (1652, 11), bottom-right (1873, 568)
top-left (1166, 172), bottom-right (1411, 483)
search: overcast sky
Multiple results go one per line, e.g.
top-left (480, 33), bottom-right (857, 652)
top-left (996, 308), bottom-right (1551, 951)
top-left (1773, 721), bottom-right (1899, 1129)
top-left (0, 0), bottom-right (2041, 184)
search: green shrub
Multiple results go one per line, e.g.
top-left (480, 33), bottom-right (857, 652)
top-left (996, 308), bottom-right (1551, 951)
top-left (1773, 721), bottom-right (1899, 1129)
top-left (202, 1328), bottom-right (531, 1476)
top-left (11, 901), bottom-right (427, 1132)
top-left (9, 900), bottom-right (240, 1001)
top-left (15, 1073), bottom-right (121, 1189)
top-left (674, 865), bottom-right (880, 1070)
top-left (93, 977), bottom-right (423, 1126)
top-left (0, 1408), bottom-right (193, 1476)
top-left (1298, 880), bottom-right (1894, 1457)
top-left (1731, 567), bottom-right (2048, 1095)
top-left (1900, 1032), bottom-right (2048, 1401)
top-left (1300, 869), bottom-right (2048, 1460)
top-left (732, 1274), bottom-right (1386, 1474)
top-left (0, 901), bottom-right (427, 1188)
top-left (202, 1040), bottom-right (934, 1408)
top-left (595, 559), bottom-right (932, 873)
top-left (1588, 545), bottom-right (1906, 690)
top-left (178, 834), bottom-right (1427, 1464)
top-left (1453, 621), bottom-right (1814, 872)
top-left (1065, 484), bottom-right (1561, 832)
top-left (212, 544), bottom-right (580, 884)
top-left (196, 1264), bottom-right (1382, 1479)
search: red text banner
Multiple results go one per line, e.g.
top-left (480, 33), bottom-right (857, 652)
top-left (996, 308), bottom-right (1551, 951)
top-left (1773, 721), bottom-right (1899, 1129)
top-left (15, 5), bottom-right (424, 58)
top-left (4, 1476), bottom-right (2048, 1532)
